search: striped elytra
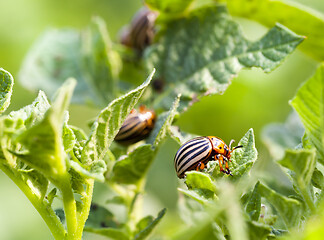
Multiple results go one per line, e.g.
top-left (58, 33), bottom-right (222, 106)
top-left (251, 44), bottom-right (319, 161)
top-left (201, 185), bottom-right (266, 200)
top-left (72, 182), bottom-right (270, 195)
top-left (114, 106), bottom-right (156, 145)
top-left (174, 136), bottom-right (242, 178)
top-left (120, 7), bottom-right (157, 52)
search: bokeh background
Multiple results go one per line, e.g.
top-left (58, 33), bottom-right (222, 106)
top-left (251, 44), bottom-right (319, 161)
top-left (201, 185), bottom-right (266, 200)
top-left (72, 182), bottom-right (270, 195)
top-left (0, 0), bottom-right (323, 239)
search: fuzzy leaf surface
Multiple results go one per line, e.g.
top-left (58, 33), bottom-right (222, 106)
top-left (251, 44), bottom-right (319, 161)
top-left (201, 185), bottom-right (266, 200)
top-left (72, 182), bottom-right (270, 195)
top-left (290, 63), bottom-right (324, 163)
top-left (81, 70), bottom-right (154, 165)
top-left (146, 5), bottom-right (304, 110)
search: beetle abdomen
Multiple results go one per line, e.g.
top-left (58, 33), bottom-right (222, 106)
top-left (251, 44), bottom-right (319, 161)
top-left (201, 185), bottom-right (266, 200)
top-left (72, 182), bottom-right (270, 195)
top-left (174, 137), bottom-right (212, 178)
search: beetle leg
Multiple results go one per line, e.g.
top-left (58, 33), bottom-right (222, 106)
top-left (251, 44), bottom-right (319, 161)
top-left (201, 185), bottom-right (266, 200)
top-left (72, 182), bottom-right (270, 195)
top-left (216, 155), bottom-right (225, 173)
top-left (196, 162), bottom-right (205, 171)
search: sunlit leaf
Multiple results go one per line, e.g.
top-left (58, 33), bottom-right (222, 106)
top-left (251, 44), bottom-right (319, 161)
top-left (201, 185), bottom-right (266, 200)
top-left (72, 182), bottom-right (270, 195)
top-left (146, 5), bottom-right (304, 110)
top-left (0, 68), bottom-right (14, 114)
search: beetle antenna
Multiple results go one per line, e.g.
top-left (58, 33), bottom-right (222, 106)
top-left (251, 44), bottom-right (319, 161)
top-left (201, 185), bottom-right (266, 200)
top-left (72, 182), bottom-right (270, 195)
top-left (229, 139), bottom-right (235, 150)
top-left (233, 145), bottom-right (243, 150)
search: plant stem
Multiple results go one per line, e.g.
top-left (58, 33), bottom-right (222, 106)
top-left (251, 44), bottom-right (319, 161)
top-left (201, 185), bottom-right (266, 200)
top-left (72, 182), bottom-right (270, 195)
top-left (59, 173), bottom-right (78, 240)
top-left (0, 165), bottom-right (66, 239)
top-left (76, 179), bottom-right (95, 238)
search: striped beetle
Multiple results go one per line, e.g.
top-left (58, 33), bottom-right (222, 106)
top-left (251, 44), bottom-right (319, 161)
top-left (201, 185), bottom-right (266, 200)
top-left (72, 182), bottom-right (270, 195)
top-left (120, 7), bottom-right (158, 52)
top-left (115, 106), bottom-right (156, 145)
top-left (174, 136), bottom-right (242, 178)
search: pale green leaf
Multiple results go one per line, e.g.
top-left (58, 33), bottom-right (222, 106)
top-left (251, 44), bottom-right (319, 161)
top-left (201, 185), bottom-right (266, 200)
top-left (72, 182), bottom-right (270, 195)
top-left (262, 112), bottom-right (304, 160)
top-left (111, 144), bottom-right (154, 184)
top-left (221, 0), bottom-right (324, 61)
top-left (19, 29), bottom-right (100, 104)
top-left (13, 79), bottom-right (76, 178)
top-left (81, 70), bottom-right (154, 164)
top-left (185, 171), bottom-right (217, 194)
top-left (146, 5), bottom-right (304, 110)
top-left (246, 182), bottom-right (261, 221)
top-left (63, 123), bottom-right (76, 153)
top-left (0, 68), bottom-right (14, 114)
top-left (83, 17), bottom-right (121, 104)
top-left (134, 208), bottom-right (166, 240)
top-left (258, 182), bottom-right (302, 228)
top-left (290, 63), bottom-right (324, 163)
top-left (247, 221), bottom-right (272, 240)
top-left (145, 0), bottom-right (194, 14)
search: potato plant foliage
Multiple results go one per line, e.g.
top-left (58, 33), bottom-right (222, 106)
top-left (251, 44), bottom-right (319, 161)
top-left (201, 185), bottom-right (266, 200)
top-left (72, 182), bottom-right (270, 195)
top-left (1, 0), bottom-right (324, 240)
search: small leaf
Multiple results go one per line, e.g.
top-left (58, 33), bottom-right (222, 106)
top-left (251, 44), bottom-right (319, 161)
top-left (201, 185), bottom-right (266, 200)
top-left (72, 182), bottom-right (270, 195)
top-left (134, 208), bottom-right (166, 240)
top-left (84, 228), bottom-right (129, 240)
top-left (290, 63), bottom-right (324, 163)
top-left (0, 68), bottom-right (14, 114)
top-left (69, 159), bottom-right (106, 182)
top-left (147, 94), bottom-right (180, 147)
top-left (85, 203), bottom-right (119, 229)
top-left (46, 188), bottom-right (57, 206)
top-left (111, 144), bottom-right (154, 184)
top-left (312, 168), bottom-right (324, 190)
top-left (21, 169), bottom-right (49, 200)
top-left (185, 171), bottom-right (217, 194)
top-left (146, 5), bottom-right (304, 110)
top-left (81, 70), bottom-right (154, 164)
top-left (258, 182), bottom-right (302, 228)
top-left (247, 221), bottom-right (272, 240)
top-left (278, 149), bottom-right (316, 187)
top-left (63, 122), bottom-right (76, 153)
top-left (262, 112), bottom-right (304, 160)
top-left (13, 79), bottom-right (76, 179)
top-left (230, 128), bottom-right (258, 178)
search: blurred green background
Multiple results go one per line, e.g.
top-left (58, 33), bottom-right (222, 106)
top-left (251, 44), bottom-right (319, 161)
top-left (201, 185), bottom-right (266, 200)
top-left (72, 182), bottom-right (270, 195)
top-left (0, 0), bottom-right (323, 239)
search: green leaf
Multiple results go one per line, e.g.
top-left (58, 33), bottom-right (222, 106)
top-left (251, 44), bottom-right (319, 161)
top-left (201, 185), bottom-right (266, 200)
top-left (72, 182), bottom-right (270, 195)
top-left (83, 228), bottom-right (129, 240)
top-left (185, 171), bottom-right (217, 194)
top-left (247, 221), bottom-right (272, 240)
top-left (111, 144), bottom-right (154, 184)
top-left (19, 29), bottom-right (100, 104)
top-left (134, 208), bottom-right (166, 240)
top-left (83, 17), bottom-right (121, 104)
top-left (0, 68), bottom-right (14, 114)
top-left (63, 122), bottom-right (76, 153)
top-left (69, 159), bottom-right (107, 182)
top-left (222, 0), bottom-right (324, 61)
top-left (20, 169), bottom-right (49, 200)
top-left (258, 182), bottom-right (302, 228)
top-left (9, 91), bottom-right (50, 128)
top-left (262, 112), bottom-right (304, 160)
top-left (246, 182), bottom-right (261, 221)
top-left (178, 188), bottom-right (213, 204)
top-left (146, 5), bottom-right (304, 110)
top-left (230, 128), bottom-right (258, 178)
top-left (311, 168), bottom-right (324, 190)
top-left (81, 70), bottom-right (154, 165)
top-left (278, 149), bottom-right (316, 187)
top-left (85, 203), bottom-right (119, 229)
top-left (290, 63), bottom-right (324, 163)
top-left (145, 0), bottom-right (194, 14)
top-left (12, 79), bottom-right (76, 179)
top-left (147, 94), bottom-right (180, 147)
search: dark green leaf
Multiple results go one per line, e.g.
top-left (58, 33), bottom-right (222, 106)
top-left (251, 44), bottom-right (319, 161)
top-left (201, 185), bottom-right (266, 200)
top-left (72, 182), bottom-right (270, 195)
top-left (247, 221), bottom-right (272, 240)
top-left (134, 208), bottom-right (166, 240)
top-left (290, 63), bottom-right (324, 163)
top-left (84, 228), bottom-right (129, 240)
top-left (258, 182), bottom-right (302, 228)
top-left (111, 144), bottom-right (154, 184)
top-left (0, 68), bottom-right (14, 114)
top-left (81, 70), bottom-right (154, 165)
top-left (85, 203), bottom-right (119, 229)
top-left (146, 5), bottom-right (304, 110)
top-left (46, 188), bottom-right (57, 206)
top-left (312, 168), bottom-right (324, 189)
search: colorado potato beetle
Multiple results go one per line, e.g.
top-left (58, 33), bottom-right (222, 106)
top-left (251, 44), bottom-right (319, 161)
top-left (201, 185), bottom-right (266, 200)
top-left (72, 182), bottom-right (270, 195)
top-left (174, 136), bottom-right (242, 178)
top-left (120, 7), bottom-right (158, 52)
top-left (114, 106), bottom-right (156, 145)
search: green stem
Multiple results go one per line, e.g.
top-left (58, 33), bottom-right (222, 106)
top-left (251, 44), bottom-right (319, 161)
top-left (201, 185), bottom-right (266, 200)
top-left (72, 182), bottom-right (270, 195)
top-left (0, 165), bottom-right (66, 239)
top-left (76, 179), bottom-right (95, 238)
top-left (59, 174), bottom-right (78, 240)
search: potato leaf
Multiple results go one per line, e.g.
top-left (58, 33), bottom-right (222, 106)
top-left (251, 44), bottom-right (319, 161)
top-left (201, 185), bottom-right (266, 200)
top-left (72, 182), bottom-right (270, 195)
top-left (146, 5), bottom-right (304, 110)
top-left (0, 68), bottom-right (14, 114)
